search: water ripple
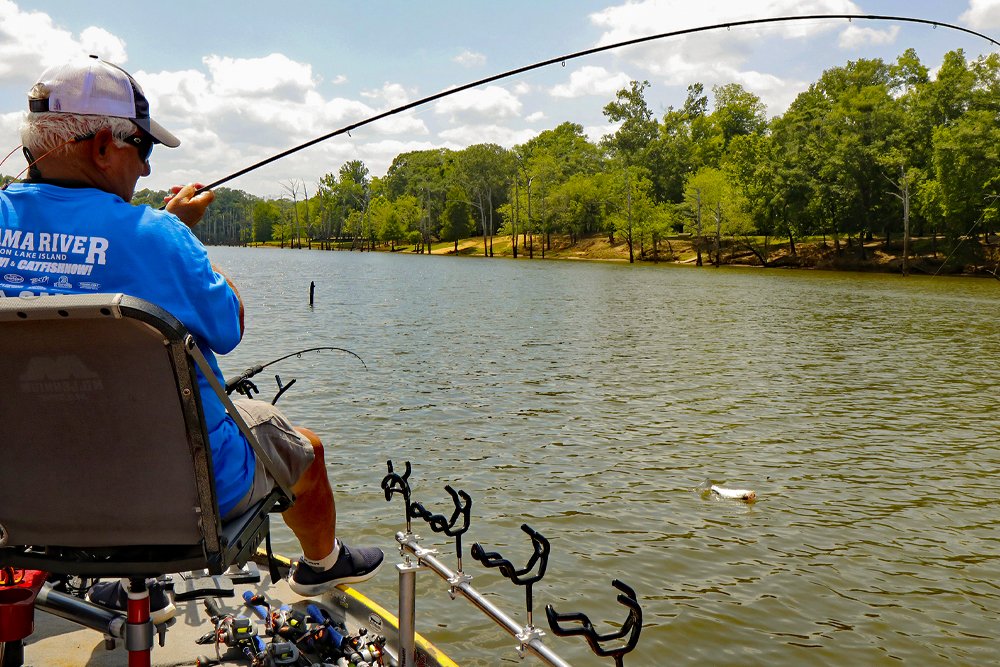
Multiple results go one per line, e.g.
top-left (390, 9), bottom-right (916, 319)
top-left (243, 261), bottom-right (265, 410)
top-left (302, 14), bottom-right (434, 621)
top-left (212, 248), bottom-right (1000, 666)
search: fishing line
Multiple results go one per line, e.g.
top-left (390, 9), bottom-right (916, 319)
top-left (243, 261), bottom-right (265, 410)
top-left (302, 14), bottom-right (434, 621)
top-left (932, 195), bottom-right (1000, 277)
top-left (0, 145), bottom-right (20, 171)
top-left (188, 14), bottom-right (1000, 196)
top-left (1, 138), bottom-right (82, 190)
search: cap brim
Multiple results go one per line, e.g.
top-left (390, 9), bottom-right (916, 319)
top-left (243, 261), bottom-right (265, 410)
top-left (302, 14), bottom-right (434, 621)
top-left (134, 117), bottom-right (180, 148)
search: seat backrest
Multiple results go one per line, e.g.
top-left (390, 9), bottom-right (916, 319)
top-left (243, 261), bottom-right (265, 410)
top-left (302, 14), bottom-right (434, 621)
top-left (0, 293), bottom-right (271, 577)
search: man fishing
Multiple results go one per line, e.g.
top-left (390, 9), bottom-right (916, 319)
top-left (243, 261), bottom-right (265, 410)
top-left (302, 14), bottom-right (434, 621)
top-left (0, 55), bottom-right (383, 619)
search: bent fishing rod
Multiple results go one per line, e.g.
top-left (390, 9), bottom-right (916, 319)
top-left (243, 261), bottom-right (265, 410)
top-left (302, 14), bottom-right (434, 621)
top-left (225, 345), bottom-right (367, 397)
top-left (189, 13), bottom-right (1000, 196)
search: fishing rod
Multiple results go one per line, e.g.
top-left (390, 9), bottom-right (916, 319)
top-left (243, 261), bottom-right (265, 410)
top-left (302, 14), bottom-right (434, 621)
top-left (190, 13), bottom-right (1000, 195)
top-left (225, 345), bottom-right (367, 397)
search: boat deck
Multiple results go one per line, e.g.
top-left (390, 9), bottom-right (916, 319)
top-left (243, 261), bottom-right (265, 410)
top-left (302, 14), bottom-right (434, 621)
top-left (19, 566), bottom-right (453, 667)
top-left (25, 573), bottom-right (324, 666)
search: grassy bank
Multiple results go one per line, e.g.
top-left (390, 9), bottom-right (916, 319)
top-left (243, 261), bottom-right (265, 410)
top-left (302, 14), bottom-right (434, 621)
top-left (259, 233), bottom-right (1000, 278)
top-left (411, 233), bottom-right (1000, 278)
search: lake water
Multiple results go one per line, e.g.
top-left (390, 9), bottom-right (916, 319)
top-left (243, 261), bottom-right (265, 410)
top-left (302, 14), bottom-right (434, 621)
top-left (209, 246), bottom-right (1000, 666)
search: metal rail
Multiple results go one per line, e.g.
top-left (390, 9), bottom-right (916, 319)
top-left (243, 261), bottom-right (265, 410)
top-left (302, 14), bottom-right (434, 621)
top-left (394, 531), bottom-right (572, 667)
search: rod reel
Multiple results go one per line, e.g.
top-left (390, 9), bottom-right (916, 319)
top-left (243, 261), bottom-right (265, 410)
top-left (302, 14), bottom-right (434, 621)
top-left (224, 346), bottom-right (366, 404)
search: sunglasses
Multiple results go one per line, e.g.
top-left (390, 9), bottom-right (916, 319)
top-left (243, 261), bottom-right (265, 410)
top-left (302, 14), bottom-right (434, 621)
top-left (124, 132), bottom-right (155, 164)
top-left (73, 130), bottom-right (155, 164)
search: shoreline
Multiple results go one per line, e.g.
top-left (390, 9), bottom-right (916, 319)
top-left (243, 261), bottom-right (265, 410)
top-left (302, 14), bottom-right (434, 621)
top-left (249, 233), bottom-right (1000, 279)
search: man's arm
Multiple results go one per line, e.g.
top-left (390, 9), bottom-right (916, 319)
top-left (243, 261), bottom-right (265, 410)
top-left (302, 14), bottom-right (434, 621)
top-left (164, 183), bottom-right (244, 340)
top-left (213, 263), bottom-right (245, 340)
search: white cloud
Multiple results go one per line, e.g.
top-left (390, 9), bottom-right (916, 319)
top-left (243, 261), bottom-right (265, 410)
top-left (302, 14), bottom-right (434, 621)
top-left (0, 110), bottom-right (21, 162)
top-left (590, 0), bottom-right (862, 45)
top-left (588, 0), bottom-right (863, 88)
top-left (354, 138), bottom-right (440, 174)
top-left (960, 0), bottom-right (1000, 29)
top-left (0, 0), bottom-right (128, 84)
top-left (434, 85), bottom-right (522, 122)
top-left (550, 65), bottom-right (632, 98)
top-left (7, 0), bottom-right (944, 195)
top-left (0, 9), bottom-right (430, 191)
top-left (731, 70), bottom-right (801, 116)
top-left (79, 26), bottom-right (127, 63)
top-left (582, 122), bottom-right (618, 144)
top-left (453, 49), bottom-right (486, 67)
top-left (838, 25), bottom-right (900, 49)
top-left (361, 82), bottom-right (412, 108)
top-left (438, 123), bottom-right (537, 148)
top-left (512, 82), bottom-right (533, 96)
top-left (134, 57), bottom-right (429, 192)
top-left (203, 53), bottom-right (315, 100)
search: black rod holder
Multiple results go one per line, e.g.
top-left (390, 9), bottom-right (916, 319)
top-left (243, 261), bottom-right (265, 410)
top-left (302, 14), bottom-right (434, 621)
top-left (381, 460), bottom-right (414, 533)
top-left (471, 523), bottom-right (550, 626)
top-left (270, 374), bottom-right (296, 405)
top-left (545, 579), bottom-right (642, 667)
top-left (408, 485), bottom-right (472, 569)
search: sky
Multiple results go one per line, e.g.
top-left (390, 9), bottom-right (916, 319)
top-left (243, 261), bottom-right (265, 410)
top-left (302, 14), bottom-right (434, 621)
top-left (2, 0), bottom-right (1000, 198)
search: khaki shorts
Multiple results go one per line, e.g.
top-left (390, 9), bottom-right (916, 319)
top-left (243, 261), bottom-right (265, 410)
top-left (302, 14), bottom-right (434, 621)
top-left (222, 399), bottom-right (316, 521)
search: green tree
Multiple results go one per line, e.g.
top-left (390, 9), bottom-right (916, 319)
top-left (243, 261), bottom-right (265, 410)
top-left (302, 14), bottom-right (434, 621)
top-left (808, 58), bottom-right (905, 255)
top-left (441, 186), bottom-right (473, 252)
top-left (455, 143), bottom-right (514, 257)
top-left (606, 165), bottom-right (657, 263)
top-left (393, 195), bottom-right (424, 250)
top-left (683, 166), bottom-right (748, 266)
top-left (251, 200), bottom-right (281, 244)
top-left (724, 133), bottom-right (784, 264)
top-left (603, 80), bottom-right (658, 171)
top-left (513, 123), bottom-right (604, 256)
top-left (933, 110), bottom-right (1000, 239)
top-left (198, 188), bottom-right (256, 246)
top-left (545, 172), bottom-right (608, 243)
top-left (385, 149), bottom-right (454, 246)
top-left (710, 83), bottom-right (768, 150)
top-left (131, 188), bottom-right (168, 208)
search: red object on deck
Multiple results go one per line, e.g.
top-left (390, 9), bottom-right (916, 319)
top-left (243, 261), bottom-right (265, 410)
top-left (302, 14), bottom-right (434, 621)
top-left (0, 568), bottom-right (48, 643)
top-left (126, 579), bottom-right (152, 667)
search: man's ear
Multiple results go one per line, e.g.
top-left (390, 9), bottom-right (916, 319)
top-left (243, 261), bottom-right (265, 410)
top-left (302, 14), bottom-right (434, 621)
top-left (89, 128), bottom-right (117, 168)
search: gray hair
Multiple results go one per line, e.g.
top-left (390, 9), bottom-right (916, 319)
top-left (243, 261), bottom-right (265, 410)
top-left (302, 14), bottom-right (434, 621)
top-left (20, 112), bottom-right (137, 157)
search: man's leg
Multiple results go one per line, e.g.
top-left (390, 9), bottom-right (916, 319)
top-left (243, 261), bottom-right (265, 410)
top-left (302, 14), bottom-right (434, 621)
top-left (282, 427), bottom-right (336, 560)
top-left (282, 426), bottom-right (383, 595)
top-left (229, 399), bottom-right (384, 595)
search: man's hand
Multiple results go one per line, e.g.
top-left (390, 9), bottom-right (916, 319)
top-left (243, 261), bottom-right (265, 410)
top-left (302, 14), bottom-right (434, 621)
top-left (164, 183), bottom-right (215, 229)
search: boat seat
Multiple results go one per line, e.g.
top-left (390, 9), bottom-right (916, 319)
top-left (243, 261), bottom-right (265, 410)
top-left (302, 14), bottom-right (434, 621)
top-left (0, 293), bottom-right (293, 579)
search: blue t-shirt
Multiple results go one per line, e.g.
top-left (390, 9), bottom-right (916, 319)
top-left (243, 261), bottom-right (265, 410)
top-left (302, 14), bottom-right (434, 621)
top-left (0, 182), bottom-right (253, 516)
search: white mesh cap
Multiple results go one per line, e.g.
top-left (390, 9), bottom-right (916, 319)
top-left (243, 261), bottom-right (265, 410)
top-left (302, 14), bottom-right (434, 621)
top-left (28, 55), bottom-right (180, 148)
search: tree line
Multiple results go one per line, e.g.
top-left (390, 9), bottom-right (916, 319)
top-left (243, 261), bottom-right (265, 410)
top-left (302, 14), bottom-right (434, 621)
top-left (110, 48), bottom-right (1000, 268)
